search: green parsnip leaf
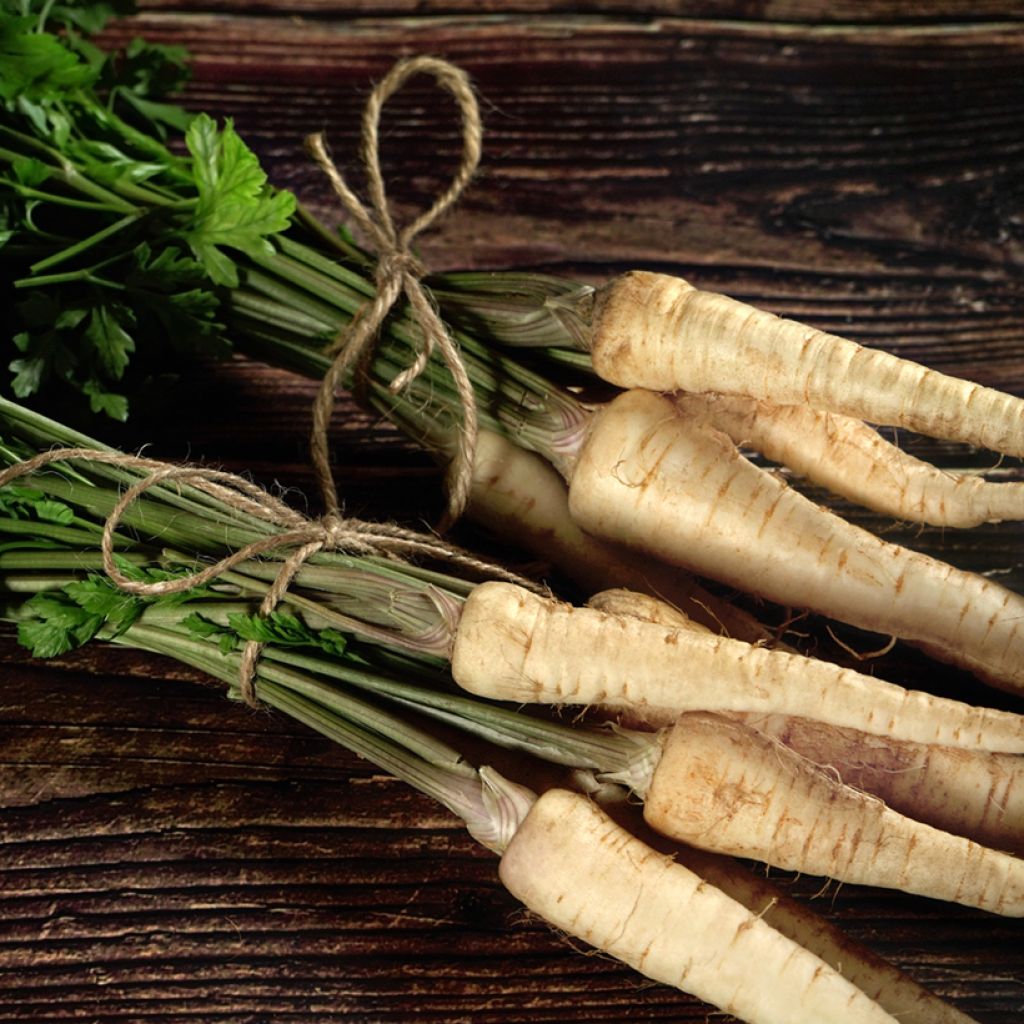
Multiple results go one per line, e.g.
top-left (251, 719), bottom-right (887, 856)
top-left (66, 574), bottom-right (143, 631)
top-left (102, 37), bottom-right (192, 132)
top-left (111, 559), bottom-right (227, 606)
top-left (82, 377), bottom-right (129, 420)
top-left (184, 608), bottom-right (350, 658)
top-left (35, 499), bottom-right (75, 524)
top-left (77, 139), bottom-right (166, 186)
top-left (9, 332), bottom-right (50, 397)
top-left (9, 1), bottom-right (136, 36)
top-left (11, 157), bottom-right (49, 188)
top-left (184, 114), bottom-right (296, 287)
top-left (0, 483), bottom-right (75, 523)
top-left (14, 559), bottom-right (233, 660)
top-left (182, 611), bottom-right (239, 655)
top-left (0, 17), bottom-right (96, 107)
top-left (118, 92), bottom-right (194, 136)
top-left (84, 304), bottom-right (136, 379)
top-left (17, 591), bottom-right (104, 657)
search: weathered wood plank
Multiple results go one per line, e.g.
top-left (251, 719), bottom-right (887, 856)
top-left (138, 0), bottom-right (1024, 25)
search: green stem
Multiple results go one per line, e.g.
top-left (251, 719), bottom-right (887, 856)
top-left (77, 97), bottom-right (192, 194)
top-left (30, 212), bottom-right (140, 273)
top-left (277, 232), bottom-right (375, 297)
top-left (261, 642), bottom-right (658, 775)
top-left (293, 205), bottom-right (372, 269)
top-left (230, 251), bottom-right (592, 471)
top-left (0, 126), bottom-right (140, 213)
top-left (0, 177), bottom-right (122, 211)
top-left (0, 549), bottom-right (149, 571)
top-left (0, 406), bottom-right (284, 545)
top-left (16, 269), bottom-right (126, 289)
top-left (24, 474), bottom-right (265, 554)
top-left (235, 272), bottom-right (341, 332)
top-left (35, 0), bottom-right (58, 33)
top-left (262, 677), bottom-right (537, 856)
top-left (428, 270), bottom-right (591, 349)
top-left (210, 565), bottom-right (460, 658)
top-left (120, 618), bottom-right (497, 830)
top-left (229, 289), bottom-right (335, 339)
top-left (0, 517), bottom-right (124, 548)
top-left (1, 572), bottom-right (88, 592)
top-left (246, 246), bottom-right (365, 319)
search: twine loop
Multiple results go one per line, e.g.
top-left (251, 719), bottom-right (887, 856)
top-left (306, 55), bottom-right (482, 534)
top-left (0, 446), bottom-right (541, 708)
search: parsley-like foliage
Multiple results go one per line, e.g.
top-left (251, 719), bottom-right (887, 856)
top-left (0, 3), bottom-right (290, 418)
top-left (184, 114), bottom-right (296, 288)
top-left (16, 563), bottom-right (227, 658)
top-left (184, 608), bottom-right (349, 658)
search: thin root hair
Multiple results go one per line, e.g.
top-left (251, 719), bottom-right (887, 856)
top-left (824, 625), bottom-right (898, 662)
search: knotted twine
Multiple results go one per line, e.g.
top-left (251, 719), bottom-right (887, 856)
top-left (306, 55), bottom-right (482, 535)
top-left (0, 447), bottom-right (540, 707)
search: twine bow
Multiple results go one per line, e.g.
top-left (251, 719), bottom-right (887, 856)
top-left (306, 55), bottom-right (482, 534)
top-left (0, 447), bottom-right (539, 707)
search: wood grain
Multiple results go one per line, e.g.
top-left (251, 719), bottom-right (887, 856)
top-left (3, 3), bottom-right (1024, 1022)
top-left (137, 0), bottom-right (1024, 24)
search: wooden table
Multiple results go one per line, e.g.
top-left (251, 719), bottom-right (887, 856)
top-left (2, 2), bottom-right (1024, 1021)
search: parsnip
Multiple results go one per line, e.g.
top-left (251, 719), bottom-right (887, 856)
top-left (734, 712), bottom-right (1024, 857)
top-left (685, 392), bottom-right (1024, 527)
top-left (455, 586), bottom-right (1024, 913)
top-left (660, 835), bottom-right (979, 1024)
top-left (565, 388), bottom-right (1024, 692)
top-left (470, 429), bottom-right (771, 642)
top-left (450, 581), bottom-right (1024, 753)
top-left (589, 271), bottom-right (1024, 457)
top-left (499, 788), bottom-right (901, 1024)
top-left (640, 713), bottom-right (1024, 917)
top-left (589, 588), bottom-right (1024, 856)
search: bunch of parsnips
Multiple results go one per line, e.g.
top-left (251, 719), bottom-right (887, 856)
top-left (0, 396), bottom-right (994, 1024)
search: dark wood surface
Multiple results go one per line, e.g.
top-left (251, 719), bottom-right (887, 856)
top-left (3, 4), bottom-right (1024, 1021)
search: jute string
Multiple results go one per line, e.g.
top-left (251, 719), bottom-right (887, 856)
top-left (306, 55), bottom-right (482, 534)
top-left (0, 447), bottom-right (540, 706)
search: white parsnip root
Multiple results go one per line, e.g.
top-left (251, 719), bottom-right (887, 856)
top-left (659, 834), bottom-right (979, 1024)
top-left (640, 713), bottom-right (1024, 917)
top-left (734, 712), bottom-right (1024, 857)
top-left (590, 587), bottom-right (1024, 857)
top-left (590, 270), bottom-right (1024, 457)
top-left (469, 429), bottom-right (771, 642)
top-left (684, 392), bottom-right (1024, 527)
top-left (450, 581), bottom-right (1024, 752)
top-left (566, 388), bottom-right (1024, 692)
top-left (499, 788), bottom-right (901, 1024)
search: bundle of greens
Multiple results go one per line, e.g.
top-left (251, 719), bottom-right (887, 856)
top-left (0, 396), bottom-right (987, 1023)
